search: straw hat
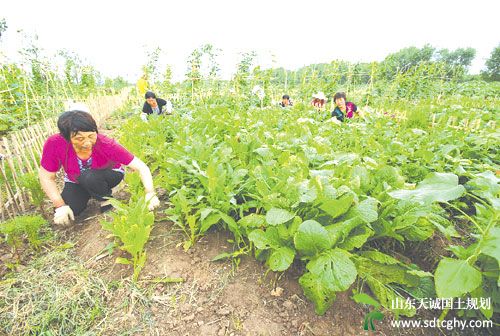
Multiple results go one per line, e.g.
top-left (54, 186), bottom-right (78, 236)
top-left (313, 92), bottom-right (327, 100)
top-left (69, 102), bottom-right (90, 113)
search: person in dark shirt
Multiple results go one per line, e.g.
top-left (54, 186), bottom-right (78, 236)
top-left (331, 91), bottom-right (357, 122)
top-left (141, 91), bottom-right (172, 121)
top-left (279, 94), bottom-right (293, 107)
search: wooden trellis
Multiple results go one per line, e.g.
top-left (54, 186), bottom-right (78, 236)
top-left (0, 89), bottom-right (131, 220)
top-left (430, 114), bottom-right (496, 131)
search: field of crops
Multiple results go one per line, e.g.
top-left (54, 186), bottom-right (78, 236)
top-left (1, 60), bottom-right (499, 335)
top-left (116, 91), bottom-right (499, 316)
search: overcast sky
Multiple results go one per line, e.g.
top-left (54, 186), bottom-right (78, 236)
top-left (1, 0), bottom-right (499, 82)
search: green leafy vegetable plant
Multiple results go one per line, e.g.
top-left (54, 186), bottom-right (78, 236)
top-left (0, 215), bottom-right (47, 259)
top-left (102, 196), bottom-right (154, 282)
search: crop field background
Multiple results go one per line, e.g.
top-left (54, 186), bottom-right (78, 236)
top-left (0, 20), bottom-right (499, 336)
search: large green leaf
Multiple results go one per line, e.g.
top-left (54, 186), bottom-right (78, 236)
top-left (389, 172), bottom-right (465, 205)
top-left (299, 272), bottom-right (336, 315)
top-left (268, 247), bottom-right (295, 272)
top-left (299, 248), bottom-right (357, 315)
top-left (238, 214), bottom-right (265, 229)
top-left (325, 217), bottom-right (364, 247)
top-left (306, 249), bottom-right (357, 292)
top-left (319, 193), bottom-right (354, 219)
top-left (359, 251), bottom-right (400, 265)
top-left (355, 255), bottom-right (418, 317)
top-left (435, 258), bottom-right (482, 298)
top-left (351, 165), bottom-right (371, 192)
top-left (266, 208), bottom-right (295, 226)
top-left (480, 227), bottom-right (500, 266)
top-left (338, 226), bottom-right (374, 251)
top-left (365, 277), bottom-right (416, 317)
top-left (199, 213), bottom-right (221, 234)
top-left (298, 180), bottom-right (318, 203)
top-left (466, 171), bottom-right (500, 210)
top-left (345, 197), bottom-right (378, 223)
top-left (294, 220), bottom-right (331, 256)
top-left (248, 228), bottom-right (281, 250)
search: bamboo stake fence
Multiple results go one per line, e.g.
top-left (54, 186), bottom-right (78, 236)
top-left (0, 88), bottom-right (131, 220)
top-left (430, 114), bottom-right (497, 131)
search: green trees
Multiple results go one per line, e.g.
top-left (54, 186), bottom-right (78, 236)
top-left (185, 44), bottom-right (221, 101)
top-left (233, 51), bottom-right (257, 94)
top-left (437, 47), bottom-right (476, 68)
top-left (381, 44), bottom-right (436, 79)
top-left (380, 45), bottom-right (476, 81)
top-left (481, 44), bottom-right (500, 81)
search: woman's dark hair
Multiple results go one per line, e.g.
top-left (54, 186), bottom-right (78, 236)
top-left (333, 92), bottom-right (347, 101)
top-left (57, 110), bottom-right (98, 141)
top-left (145, 91), bottom-right (156, 99)
top-left (282, 94), bottom-right (290, 100)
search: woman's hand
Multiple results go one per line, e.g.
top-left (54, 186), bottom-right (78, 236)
top-left (54, 205), bottom-right (74, 225)
top-left (145, 192), bottom-right (160, 210)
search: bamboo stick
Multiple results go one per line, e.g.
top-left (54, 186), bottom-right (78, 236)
top-left (2, 139), bottom-right (26, 211)
top-left (0, 163), bottom-right (21, 214)
top-left (23, 76), bottom-right (30, 128)
top-left (0, 182), bottom-right (5, 221)
top-left (12, 133), bottom-right (34, 174)
top-left (21, 128), bottom-right (39, 170)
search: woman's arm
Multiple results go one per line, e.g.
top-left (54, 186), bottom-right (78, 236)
top-left (126, 157), bottom-right (154, 193)
top-left (126, 157), bottom-right (160, 210)
top-left (39, 167), bottom-right (65, 208)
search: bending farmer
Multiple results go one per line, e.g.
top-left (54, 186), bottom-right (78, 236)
top-left (39, 110), bottom-right (160, 225)
top-left (331, 91), bottom-right (358, 122)
top-left (141, 91), bottom-right (173, 121)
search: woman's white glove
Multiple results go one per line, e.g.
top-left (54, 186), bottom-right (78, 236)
top-left (54, 205), bottom-right (74, 225)
top-left (145, 192), bottom-right (160, 211)
top-left (140, 113), bottom-right (148, 122)
top-left (165, 100), bottom-right (173, 114)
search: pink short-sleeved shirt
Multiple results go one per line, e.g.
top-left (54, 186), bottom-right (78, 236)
top-left (40, 133), bottom-right (134, 183)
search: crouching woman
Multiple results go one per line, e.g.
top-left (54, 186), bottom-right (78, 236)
top-left (39, 110), bottom-right (160, 225)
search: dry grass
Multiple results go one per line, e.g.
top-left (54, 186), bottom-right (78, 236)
top-left (0, 248), bottom-right (159, 336)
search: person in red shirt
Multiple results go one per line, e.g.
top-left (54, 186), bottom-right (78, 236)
top-left (39, 110), bottom-right (160, 225)
top-left (331, 91), bottom-right (358, 122)
top-left (311, 92), bottom-right (327, 109)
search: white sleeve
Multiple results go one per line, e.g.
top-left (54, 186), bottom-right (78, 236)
top-left (165, 100), bottom-right (173, 114)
